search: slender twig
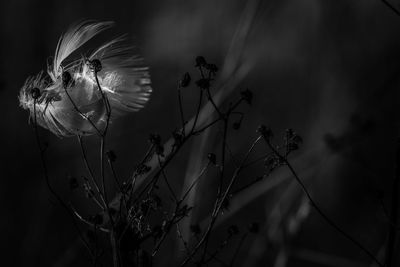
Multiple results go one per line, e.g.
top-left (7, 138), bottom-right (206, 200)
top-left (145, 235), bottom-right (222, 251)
top-left (200, 117), bottom-right (229, 261)
top-left (70, 204), bottom-right (110, 233)
top-left (93, 71), bottom-right (120, 267)
top-left (77, 135), bottom-right (106, 209)
top-left (203, 232), bottom-right (234, 264)
top-left (190, 89), bottom-right (204, 134)
top-left (181, 136), bottom-right (261, 266)
top-left (107, 158), bottom-right (122, 192)
top-left (180, 163), bottom-right (211, 203)
top-left (178, 87), bottom-right (186, 136)
top-left (158, 156), bottom-right (178, 202)
top-left (261, 135), bottom-right (384, 267)
top-left (380, 0), bottom-right (400, 17)
top-left (33, 101), bottom-right (94, 258)
top-left (229, 232), bottom-right (248, 266)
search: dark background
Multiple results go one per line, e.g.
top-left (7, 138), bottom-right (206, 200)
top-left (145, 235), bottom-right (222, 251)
top-left (1, 0), bottom-right (400, 266)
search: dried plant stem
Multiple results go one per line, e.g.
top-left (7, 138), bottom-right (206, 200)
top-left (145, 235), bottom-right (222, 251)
top-left (158, 156), bottom-right (178, 202)
top-left (261, 135), bottom-right (384, 267)
top-left (200, 117), bottom-right (229, 261)
top-left (77, 135), bottom-right (107, 209)
top-left (94, 71), bottom-right (120, 267)
top-left (178, 87), bottom-right (186, 135)
top-left (380, 0), bottom-right (400, 17)
top-left (228, 232), bottom-right (248, 266)
top-left (33, 101), bottom-right (94, 258)
top-left (180, 136), bottom-right (261, 266)
top-left (180, 163), bottom-right (211, 202)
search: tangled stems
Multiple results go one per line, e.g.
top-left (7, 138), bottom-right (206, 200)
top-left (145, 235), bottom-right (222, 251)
top-left (32, 100), bottom-right (94, 259)
top-left (259, 129), bottom-right (384, 267)
top-left (180, 136), bottom-right (261, 266)
top-left (93, 68), bottom-right (121, 267)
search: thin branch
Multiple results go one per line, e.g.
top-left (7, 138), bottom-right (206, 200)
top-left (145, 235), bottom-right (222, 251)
top-left (380, 0), bottom-right (400, 17)
top-left (181, 136), bottom-right (261, 266)
top-left (261, 135), bottom-right (384, 267)
top-left (33, 101), bottom-right (94, 258)
top-left (77, 135), bottom-right (106, 209)
top-left (229, 232), bottom-right (248, 266)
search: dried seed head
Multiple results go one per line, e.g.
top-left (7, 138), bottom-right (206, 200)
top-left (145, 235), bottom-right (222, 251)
top-left (195, 78), bottom-right (210, 89)
top-left (195, 56), bottom-right (207, 67)
top-left (62, 71), bottom-right (73, 89)
top-left (180, 72), bottom-right (191, 88)
top-left (89, 59), bottom-right (102, 73)
top-left (205, 63), bottom-right (218, 74)
top-left (30, 87), bottom-right (41, 100)
top-left (149, 133), bottom-right (161, 145)
top-left (257, 125), bottom-right (273, 139)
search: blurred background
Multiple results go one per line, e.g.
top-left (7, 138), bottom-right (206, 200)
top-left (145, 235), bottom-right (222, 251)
top-left (1, 0), bottom-right (400, 266)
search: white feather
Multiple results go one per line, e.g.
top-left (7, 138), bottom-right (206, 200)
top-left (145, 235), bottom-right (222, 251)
top-left (20, 20), bottom-right (152, 137)
top-left (49, 21), bottom-right (113, 81)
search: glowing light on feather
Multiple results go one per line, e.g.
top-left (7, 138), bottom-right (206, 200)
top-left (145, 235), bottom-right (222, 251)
top-left (18, 21), bottom-right (152, 137)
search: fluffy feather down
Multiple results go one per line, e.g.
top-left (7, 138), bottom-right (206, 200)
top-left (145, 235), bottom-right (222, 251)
top-left (19, 20), bottom-right (152, 137)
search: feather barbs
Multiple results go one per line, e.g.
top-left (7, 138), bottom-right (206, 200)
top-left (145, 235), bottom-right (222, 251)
top-left (19, 20), bottom-right (153, 137)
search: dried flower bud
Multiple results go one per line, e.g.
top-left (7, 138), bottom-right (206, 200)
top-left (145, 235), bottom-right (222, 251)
top-left (149, 133), bottom-right (161, 145)
top-left (62, 71), bottom-right (73, 89)
top-left (106, 150), bottom-right (117, 162)
top-left (30, 87), bottom-right (41, 100)
top-left (180, 72), bottom-right (191, 88)
top-left (155, 144), bottom-right (164, 156)
top-left (89, 59), bottom-right (102, 73)
top-left (241, 89), bottom-right (253, 105)
top-left (292, 135), bottom-right (303, 145)
top-left (195, 56), bottom-right (207, 67)
top-left (137, 164), bottom-right (151, 175)
top-left (172, 130), bottom-right (184, 147)
top-left (205, 63), bottom-right (218, 74)
top-left (257, 125), bottom-right (273, 139)
top-left (83, 181), bottom-right (94, 199)
top-left (264, 155), bottom-right (276, 168)
top-left (207, 153), bottom-right (216, 165)
top-left (195, 78), bottom-right (210, 89)
top-left (288, 142), bottom-right (299, 152)
top-left (285, 128), bottom-right (295, 139)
